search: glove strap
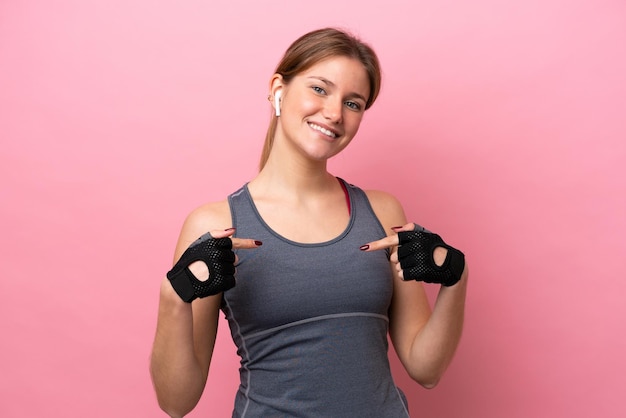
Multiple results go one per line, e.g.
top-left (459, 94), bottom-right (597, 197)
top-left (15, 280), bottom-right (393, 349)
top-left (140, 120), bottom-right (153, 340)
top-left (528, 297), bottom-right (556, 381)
top-left (167, 268), bottom-right (198, 303)
top-left (441, 244), bottom-right (465, 287)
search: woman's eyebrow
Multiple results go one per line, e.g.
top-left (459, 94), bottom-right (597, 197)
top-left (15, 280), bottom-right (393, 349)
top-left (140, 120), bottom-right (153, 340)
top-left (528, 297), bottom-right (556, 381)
top-left (307, 75), bottom-right (334, 86)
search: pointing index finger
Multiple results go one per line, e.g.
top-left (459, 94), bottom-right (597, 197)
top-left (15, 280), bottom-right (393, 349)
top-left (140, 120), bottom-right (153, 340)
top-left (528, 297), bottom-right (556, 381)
top-left (231, 237), bottom-right (262, 250)
top-left (360, 234), bottom-right (399, 252)
top-left (210, 228), bottom-right (262, 250)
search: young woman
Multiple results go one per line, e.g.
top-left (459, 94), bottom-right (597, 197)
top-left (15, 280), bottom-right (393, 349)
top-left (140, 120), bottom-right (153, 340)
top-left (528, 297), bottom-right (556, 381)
top-left (150, 27), bottom-right (468, 418)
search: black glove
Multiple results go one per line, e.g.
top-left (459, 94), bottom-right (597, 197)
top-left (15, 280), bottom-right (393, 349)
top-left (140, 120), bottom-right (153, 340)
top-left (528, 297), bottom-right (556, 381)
top-left (166, 232), bottom-right (236, 302)
top-left (397, 225), bottom-right (465, 287)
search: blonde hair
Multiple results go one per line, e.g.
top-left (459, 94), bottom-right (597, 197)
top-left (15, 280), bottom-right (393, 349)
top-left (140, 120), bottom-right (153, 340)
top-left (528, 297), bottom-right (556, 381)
top-left (259, 28), bottom-right (382, 170)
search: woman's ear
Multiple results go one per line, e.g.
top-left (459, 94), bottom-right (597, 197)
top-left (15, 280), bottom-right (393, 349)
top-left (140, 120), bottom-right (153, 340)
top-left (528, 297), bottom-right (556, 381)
top-left (269, 73), bottom-right (284, 92)
top-left (269, 74), bottom-right (284, 117)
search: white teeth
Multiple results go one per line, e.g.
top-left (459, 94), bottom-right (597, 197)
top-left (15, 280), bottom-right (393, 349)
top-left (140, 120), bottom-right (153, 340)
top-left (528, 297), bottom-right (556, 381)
top-left (309, 123), bottom-right (337, 138)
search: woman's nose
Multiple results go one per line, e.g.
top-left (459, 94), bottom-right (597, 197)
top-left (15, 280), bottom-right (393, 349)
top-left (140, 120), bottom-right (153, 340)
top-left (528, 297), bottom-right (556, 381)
top-left (322, 99), bottom-right (343, 124)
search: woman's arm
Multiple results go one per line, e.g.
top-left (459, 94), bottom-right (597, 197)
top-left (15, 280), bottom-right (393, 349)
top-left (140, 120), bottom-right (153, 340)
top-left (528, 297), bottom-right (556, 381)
top-left (365, 190), bottom-right (468, 388)
top-left (149, 201), bottom-right (230, 417)
top-left (150, 284), bottom-right (221, 417)
top-left (389, 258), bottom-right (468, 388)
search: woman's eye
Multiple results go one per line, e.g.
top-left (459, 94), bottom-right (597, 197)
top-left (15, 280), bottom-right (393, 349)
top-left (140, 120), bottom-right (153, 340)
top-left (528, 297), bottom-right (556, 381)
top-left (345, 101), bottom-right (361, 111)
top-left (312, 86), bottom-right (326, 94)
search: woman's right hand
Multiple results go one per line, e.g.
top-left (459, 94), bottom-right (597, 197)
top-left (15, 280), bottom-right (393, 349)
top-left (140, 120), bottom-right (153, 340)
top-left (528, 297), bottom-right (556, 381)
top-left (166, 228), bottom-right (262, 302)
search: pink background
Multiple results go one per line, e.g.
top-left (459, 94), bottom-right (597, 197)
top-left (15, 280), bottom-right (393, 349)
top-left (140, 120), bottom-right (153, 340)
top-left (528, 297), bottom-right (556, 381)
top-left (1, 1), bottom-right (625, 417)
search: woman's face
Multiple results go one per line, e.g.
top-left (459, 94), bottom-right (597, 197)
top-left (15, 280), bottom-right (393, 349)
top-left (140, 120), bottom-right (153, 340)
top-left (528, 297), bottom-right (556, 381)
top-left (275, 56), bottom-right (371, 162)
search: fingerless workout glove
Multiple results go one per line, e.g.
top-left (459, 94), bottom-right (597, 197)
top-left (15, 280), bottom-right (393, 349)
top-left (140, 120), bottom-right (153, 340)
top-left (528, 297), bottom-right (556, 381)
top-left (397, 225), bottom-right (465, 287)
top-left (166, 232), bottom-right (236, 302)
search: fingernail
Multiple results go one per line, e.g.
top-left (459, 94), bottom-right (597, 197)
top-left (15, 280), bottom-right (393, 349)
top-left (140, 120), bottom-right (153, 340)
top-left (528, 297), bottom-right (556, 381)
top-left (360, 244), bottom-right (369, 251)
top-left (391, 226), bottom-right (403, 231)
top-left (225, 227), bottom-right (236, 232)
top-left (254, 240), bottom-right (263, 246)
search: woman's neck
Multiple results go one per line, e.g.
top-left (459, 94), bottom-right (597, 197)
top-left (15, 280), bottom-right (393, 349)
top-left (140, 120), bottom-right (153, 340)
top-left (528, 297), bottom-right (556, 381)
top-left (251, 148), bottom-right (338, 197)
top-left (250, 166), bottom-right (337, 198)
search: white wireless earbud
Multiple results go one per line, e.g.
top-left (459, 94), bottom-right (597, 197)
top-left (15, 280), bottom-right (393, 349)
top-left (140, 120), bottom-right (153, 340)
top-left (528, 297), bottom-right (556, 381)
top-left (274, 90), bottom-right (282, 117)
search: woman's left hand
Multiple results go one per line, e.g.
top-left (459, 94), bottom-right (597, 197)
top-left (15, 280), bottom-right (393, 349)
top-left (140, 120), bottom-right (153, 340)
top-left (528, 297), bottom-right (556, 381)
top-left (360, 223), bottom-right (465, 287)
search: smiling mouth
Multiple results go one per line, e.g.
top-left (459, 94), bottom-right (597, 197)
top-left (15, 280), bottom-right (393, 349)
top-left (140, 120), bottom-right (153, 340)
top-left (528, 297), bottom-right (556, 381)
top-left (308, 122), bottom-right (338, 139)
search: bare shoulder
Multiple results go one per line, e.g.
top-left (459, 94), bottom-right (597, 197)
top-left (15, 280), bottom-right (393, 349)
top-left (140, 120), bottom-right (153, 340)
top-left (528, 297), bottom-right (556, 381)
top-left (183, 200), bottom-right (232, 235)
top-left (364, 189), bottom-right (407, 233)
top-left (174, 199), bottom-right (232, 257)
